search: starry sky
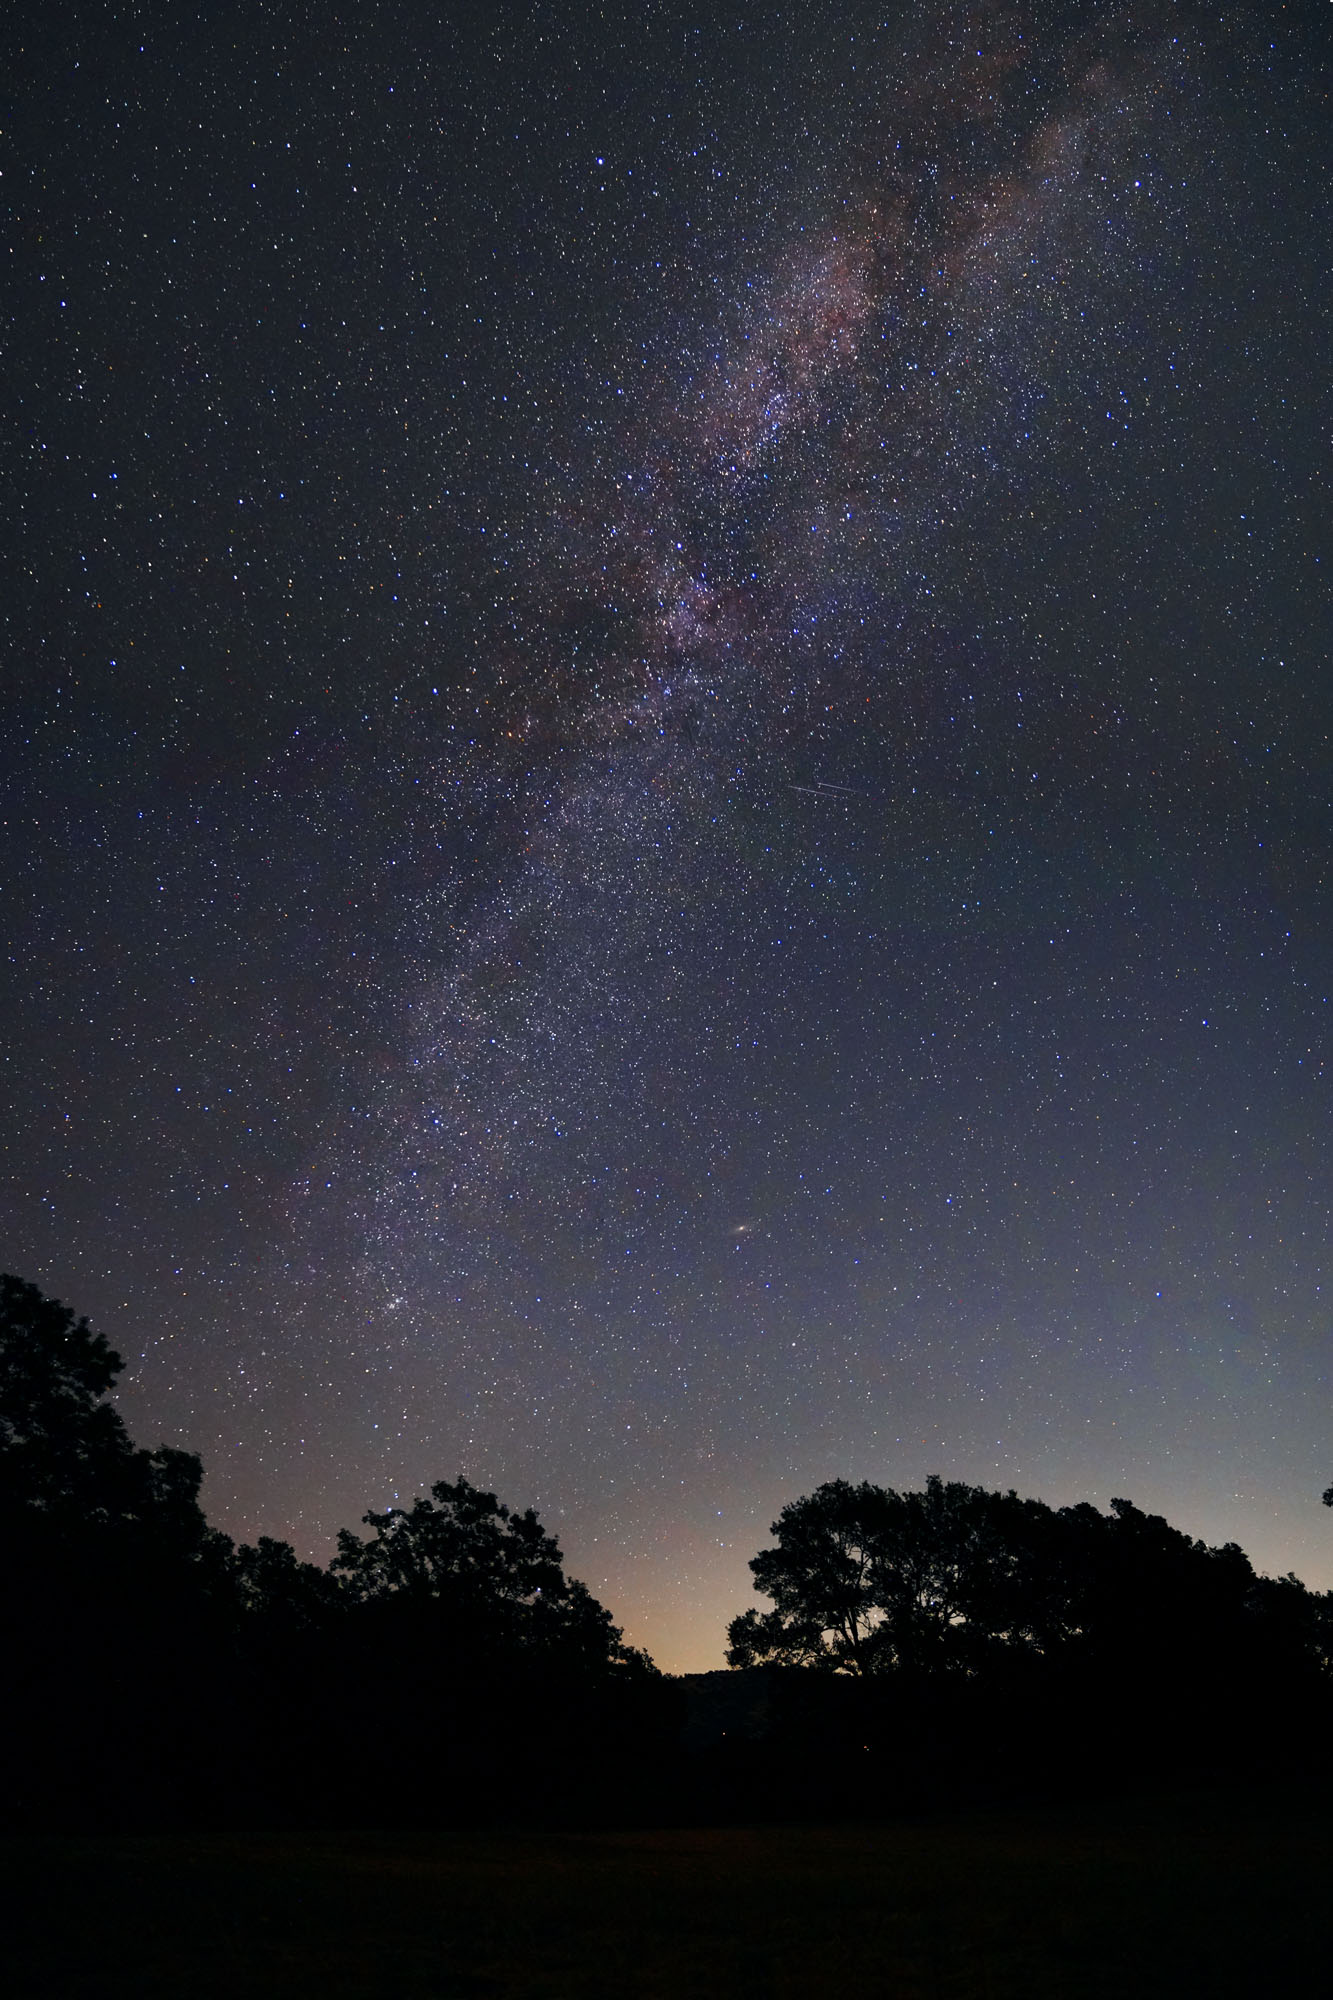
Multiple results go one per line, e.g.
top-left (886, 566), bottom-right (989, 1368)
top-left (5, 0), bottom-right (1330, 1670)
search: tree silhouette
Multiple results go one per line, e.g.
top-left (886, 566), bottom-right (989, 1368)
top-left (0, 1271), bottom-right (218, 1560)
top-left (8, 1265), bottom-right (1324, 1826)
top-left (233, 1533), bottom-right (346, 1627)
top-left (724, 1478), bottom-right (890, 1674)
top-left (1, 1276), bottom-right (245, 1823)
top-left (726, 1475), bottom-right (1071, 1676)
top-left (727, 1474), bottom-right (1333, 1688)
top-left (321, 1477), bottom-right (661, 1823)
top-left (333, 1475), bottom-right (648, 1673)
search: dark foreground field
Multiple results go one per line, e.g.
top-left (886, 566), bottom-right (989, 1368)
top-left (3, 1787), bottom-right (1329, 2000)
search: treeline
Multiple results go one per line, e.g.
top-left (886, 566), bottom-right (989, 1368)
top-left (708, 1474), bottom-right (1333, 1816)
top-left (4, 1274), bottom-right (1331, 1829)
top-left (1, 1276), bottom-right (671, 1828)
top-left (728, 1474), bottom-right (1333, 1683)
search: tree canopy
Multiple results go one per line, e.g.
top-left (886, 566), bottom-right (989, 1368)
top-left (4, 1272), bottom-right (1330, 1829)
top-left (2, 1275), bottom-right (666, 1827)
top-left (0, 1271), bottom-right (214, 1560)
top-left (727, 1474), bottom-right (1332, 1682)
top-left (332, 1475), bottom-right (649, 1674)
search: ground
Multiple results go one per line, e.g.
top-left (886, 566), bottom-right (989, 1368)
top-left (3, 1786), bottom-right (1328, 1998)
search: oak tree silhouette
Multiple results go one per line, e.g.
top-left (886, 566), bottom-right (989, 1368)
top-left (333, 1475), bottom-right (648, 1673)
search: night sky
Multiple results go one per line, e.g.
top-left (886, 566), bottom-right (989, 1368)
top-left (5, 0), bottom-right (1330, 1670)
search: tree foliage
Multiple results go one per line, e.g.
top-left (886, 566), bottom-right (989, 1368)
top-left (727, 1474), bottom-right (1333, 1683)
top-left (1, 1276), bottom-right (666, 1827)
top-left (332, 1476), bottom-right (649, 1674)
top-left (232, 1533), bottom-right (346, 1627)
top-left (6, 1272), bottom-right (1330, 1828)
top-left (0, 1271), bottom-right (216, 1562)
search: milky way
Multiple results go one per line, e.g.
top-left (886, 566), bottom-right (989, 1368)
top-left (369, 10), bottom-right (1175, 1267)
top-left (6, 0), bottom-right (1330, 1666)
